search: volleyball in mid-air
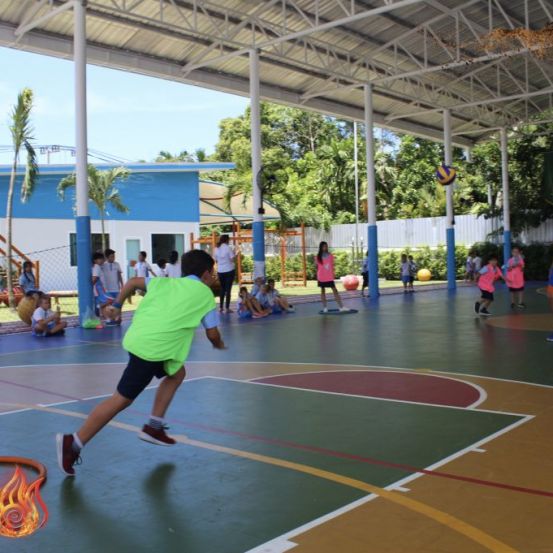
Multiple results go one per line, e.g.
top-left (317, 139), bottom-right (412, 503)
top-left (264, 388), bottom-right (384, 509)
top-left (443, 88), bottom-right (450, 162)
top-left (436, 165), bottom-right (456, 186)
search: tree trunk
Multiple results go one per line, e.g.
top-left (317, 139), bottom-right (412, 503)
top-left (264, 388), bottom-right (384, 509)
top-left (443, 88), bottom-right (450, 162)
top-left (101, 213), bottom-right (106, 253)
top-left (6, 156), bottom-right (18, 310)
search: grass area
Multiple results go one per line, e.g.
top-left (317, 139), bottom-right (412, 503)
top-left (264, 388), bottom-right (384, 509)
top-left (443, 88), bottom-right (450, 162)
top-left (0, 279), bottom-right (445, 323)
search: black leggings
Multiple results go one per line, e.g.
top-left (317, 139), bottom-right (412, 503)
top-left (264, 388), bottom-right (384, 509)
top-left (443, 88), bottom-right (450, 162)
top-left (218, 270), bottom-right (235, 310)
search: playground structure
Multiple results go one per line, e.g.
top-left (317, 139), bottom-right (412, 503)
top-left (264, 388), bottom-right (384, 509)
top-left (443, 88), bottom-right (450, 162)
top-left (190, 223), bottom-right (307, 287)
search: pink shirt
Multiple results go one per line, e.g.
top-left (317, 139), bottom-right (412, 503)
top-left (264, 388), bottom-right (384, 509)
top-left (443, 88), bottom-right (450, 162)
top-left (316, 253), bottom-right (335, 282)
top-left (506, 256), bottom-right (525, 289)
top-left (478, 264), bottom-right (501, 292)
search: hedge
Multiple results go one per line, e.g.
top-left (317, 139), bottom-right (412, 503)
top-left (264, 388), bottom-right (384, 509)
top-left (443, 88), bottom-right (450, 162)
top-left (237, 241), bottom-right (553, 282)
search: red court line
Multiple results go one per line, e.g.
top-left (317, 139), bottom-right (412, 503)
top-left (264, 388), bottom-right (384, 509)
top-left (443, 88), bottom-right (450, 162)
top-left (1, 377), bottom-right (552, 499)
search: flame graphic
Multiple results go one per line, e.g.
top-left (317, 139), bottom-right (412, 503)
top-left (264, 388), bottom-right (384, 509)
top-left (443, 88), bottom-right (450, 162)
top-left (0, 458), bottom-right (48, 539)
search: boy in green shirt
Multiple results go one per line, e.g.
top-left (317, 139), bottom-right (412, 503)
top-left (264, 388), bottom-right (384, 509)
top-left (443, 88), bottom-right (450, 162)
top-left (57, 250), bottom-right (225, 476)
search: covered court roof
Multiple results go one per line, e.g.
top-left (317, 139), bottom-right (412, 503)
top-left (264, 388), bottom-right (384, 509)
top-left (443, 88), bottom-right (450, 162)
top-left (0, 1), bottom-right (552, 147)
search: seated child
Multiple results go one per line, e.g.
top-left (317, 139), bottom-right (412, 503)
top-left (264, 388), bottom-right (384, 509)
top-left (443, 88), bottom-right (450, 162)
top-left (32, 295), bottom-right (67, 337)
top-left (237, 286), bottom-right (270, 318)
top-left (267, 278), bottom-right (295, 313)
top-left (256, 284), bottom-right (276, 313)
top-left (19, 261), bottom-right (39, 294)
top-left (251, 276), bottom-right (264, 297)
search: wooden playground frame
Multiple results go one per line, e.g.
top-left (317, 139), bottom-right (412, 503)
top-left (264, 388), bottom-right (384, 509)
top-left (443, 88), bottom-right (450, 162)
top-left (189, 223), bottom-right (307, 287)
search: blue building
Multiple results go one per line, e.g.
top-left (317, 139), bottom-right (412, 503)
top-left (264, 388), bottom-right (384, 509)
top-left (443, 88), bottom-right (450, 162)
top-left (0, 162), bottom-right (234, 291)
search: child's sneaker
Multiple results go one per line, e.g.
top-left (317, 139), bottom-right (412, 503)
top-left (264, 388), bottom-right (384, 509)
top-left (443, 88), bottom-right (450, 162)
top-left (339, 307), bottom-right (349, 312)
top-left (517, 303), bottom-right (526, 309)
top-left (322, 307), bottom-right (328, 313)
top-left (287, 306), bottom-right (295, 313)
top-left (105, 320), bottom-right (119, 326)
top-left (547, 334), bottom-right (553, 342)
top-left (479, 308), bottom-right (492, 316)
top-left (56, 433), bottom-right (81, 476)
top-left (139, 424), bottom-right (176, 446)
top-left (474, 302), bottom-right (481, 314)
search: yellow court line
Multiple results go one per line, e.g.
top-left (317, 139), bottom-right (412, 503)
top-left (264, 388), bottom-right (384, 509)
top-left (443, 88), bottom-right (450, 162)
top-left (1, 401), bottom-right (518, 553)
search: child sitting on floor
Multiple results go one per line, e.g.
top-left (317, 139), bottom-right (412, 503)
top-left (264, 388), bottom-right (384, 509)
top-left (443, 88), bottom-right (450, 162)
top-left (256, 284), bottom-right (278, 313)
top-left (32, 295), bottom-right (67, 337)
top-left (251, 276), bottom-right (264, 297)
top-left (237, 286), bottom-right (270, 318)
top-left (267, 279), bottom-right (295, 313)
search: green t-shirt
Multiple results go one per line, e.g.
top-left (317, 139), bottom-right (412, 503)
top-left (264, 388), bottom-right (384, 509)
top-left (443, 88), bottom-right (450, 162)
top-left (123, 276), bottom-right (216, 375)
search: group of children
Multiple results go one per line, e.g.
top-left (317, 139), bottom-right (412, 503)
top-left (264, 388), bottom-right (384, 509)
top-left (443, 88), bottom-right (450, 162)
top-left (237, 277), bottom-right (295, 318)
top-left (473, 246), bottom-right (526, 317)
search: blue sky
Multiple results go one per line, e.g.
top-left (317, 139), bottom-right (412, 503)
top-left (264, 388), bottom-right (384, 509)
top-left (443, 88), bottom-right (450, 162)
top-left (0, 47), bottom-right (249, 165)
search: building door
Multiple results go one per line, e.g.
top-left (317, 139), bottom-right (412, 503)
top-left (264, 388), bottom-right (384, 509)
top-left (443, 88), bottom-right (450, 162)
top-left (125, 239), bottom-right (140, 280)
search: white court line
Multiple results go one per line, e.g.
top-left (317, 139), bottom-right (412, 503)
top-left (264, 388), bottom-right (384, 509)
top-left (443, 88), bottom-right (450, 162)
top-left (206, 375), bottom-right (527, 418)
top-left (182, 360), bottom-right (553, 391)
top-left (248, 368), bottom-right (489, 410)
top-left (243, 412), bottom-right (533, 553)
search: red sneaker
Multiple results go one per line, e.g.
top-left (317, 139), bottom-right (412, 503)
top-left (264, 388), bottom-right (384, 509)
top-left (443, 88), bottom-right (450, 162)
top-left (139, 424), bottom-right (176, 446)
top-left (56, 433), bottom-right (81, 476)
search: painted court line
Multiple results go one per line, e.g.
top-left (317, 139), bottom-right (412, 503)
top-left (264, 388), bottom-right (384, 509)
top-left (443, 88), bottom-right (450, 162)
top-left (246, 370), bottom-right (489, 411)
top-left (190, 360), bottom-right (553, 391)
top-left (210, 375), bottom-right (523, 418)
top-left (0, 400), bottom-right (521, 553)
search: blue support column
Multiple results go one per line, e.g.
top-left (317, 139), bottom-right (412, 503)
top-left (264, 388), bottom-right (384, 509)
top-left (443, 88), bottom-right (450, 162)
top-left (364, 84), bottom-right (379, 297)
top-left (252, 220), bottom-right (265, 279)
top-left (446, 227), bottom-right (456, 290)
top-left (76, 215), bottom-right (93, 321)
top-left (368, 224), bottom-right (379, 298)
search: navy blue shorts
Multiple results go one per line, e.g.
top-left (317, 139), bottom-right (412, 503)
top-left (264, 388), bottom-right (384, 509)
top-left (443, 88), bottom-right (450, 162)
top-left (480, 290), bottom-right (494, 301)
top-left (117, 353), bottom-right (170, 400)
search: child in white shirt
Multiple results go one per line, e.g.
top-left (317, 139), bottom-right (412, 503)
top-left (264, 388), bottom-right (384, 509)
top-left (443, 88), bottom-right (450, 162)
top-left (134, 251), bottom-right (157, 278)
top-left (32, 295), bottom-right (67, 337)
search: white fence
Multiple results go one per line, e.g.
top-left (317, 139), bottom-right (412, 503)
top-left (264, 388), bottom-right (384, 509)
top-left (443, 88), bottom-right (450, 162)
top-left (294, 214), bottom-right (553, 252)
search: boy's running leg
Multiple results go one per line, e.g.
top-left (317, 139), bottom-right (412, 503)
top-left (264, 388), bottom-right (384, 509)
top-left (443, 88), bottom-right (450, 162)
top-left (140, 367), bottom-right (186, 446)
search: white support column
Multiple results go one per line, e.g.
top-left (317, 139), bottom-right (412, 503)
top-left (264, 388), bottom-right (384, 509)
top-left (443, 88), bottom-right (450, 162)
top-left (500, 127), bottom-right (511, 268)
top-left (353, 121), bottom-right (359, 258)
top-left (250, 49), bottom-right (265, 278)
top-left (364, 84), bottom-right (379, 298)
top-left (74, 0), bottom-right (93, 322)
top-left (443, 109), bottom-right (456, 290)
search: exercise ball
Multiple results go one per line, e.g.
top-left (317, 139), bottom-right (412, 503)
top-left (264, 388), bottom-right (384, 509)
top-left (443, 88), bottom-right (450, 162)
top-left (417, 268), bottom-right (431, 282)
top-left (342, 275), bottom-right (360, 291)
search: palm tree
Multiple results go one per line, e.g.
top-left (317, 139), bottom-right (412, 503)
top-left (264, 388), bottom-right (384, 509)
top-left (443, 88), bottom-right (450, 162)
top-left (57, 165), bottom-right (130, 251)
top-left (5, 88), bottom-right (38, 309)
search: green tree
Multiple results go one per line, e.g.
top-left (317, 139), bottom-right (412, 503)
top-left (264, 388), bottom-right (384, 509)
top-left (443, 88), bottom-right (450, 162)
top-left (5, 88), bottom-right (38, 309)
top-left (57, 165), bottom-right (130, 251)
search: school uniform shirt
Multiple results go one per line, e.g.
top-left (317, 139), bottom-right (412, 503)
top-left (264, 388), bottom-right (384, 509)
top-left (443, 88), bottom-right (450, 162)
top-left (466, 256), bottom-right (475, 270)
top-left (256, 291), bottom-right (273, 308)
top-left (361, 257), bottom-right (369, 273)
top-left (316, 253), bottom-right (335, 282)
top-left (103, 261), bottom-right (122, 292)
top-left (478, 265), bottom-right (501, 292)
top-left (473, 257), bottom-right (482, 272)
top-left (409, 261), bottom-right (417, 276)
top-left (92, 264), bottom-right (107, 296)
top-left (401, 262), bottom-right (411, 277)
top-left (505, 256), bottom-right (525, 289)
top-left (166, 263), bottom-right (182, 278)
top-left (135, 261), bottom-right (153, 278)
top-left (18, 271), bottom-right (37, 293)
top-left (214, 244), bottom-right (236, 273)
top-left (32, 307), bottom-right (54, 333)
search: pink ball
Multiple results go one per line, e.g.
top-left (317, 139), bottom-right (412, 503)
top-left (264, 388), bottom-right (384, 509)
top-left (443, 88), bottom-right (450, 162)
top-left (343, 274), bottom-right (360, 291)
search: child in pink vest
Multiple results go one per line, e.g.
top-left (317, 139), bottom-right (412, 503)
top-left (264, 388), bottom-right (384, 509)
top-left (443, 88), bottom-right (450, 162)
top-left (504, 246), bottom-right (525, 309)
top-left (475, 254), bottom-right (504, 316)
top-left (316, 242), bottom-right (347, 313)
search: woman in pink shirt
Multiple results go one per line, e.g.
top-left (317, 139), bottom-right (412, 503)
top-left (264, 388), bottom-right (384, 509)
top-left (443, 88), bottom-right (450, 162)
top-left (505, 246), bottom-right (525, 309)
top-left (474, 254), bottom-right (504, 316)
top-left (316, 242), bottom-right (347, 313)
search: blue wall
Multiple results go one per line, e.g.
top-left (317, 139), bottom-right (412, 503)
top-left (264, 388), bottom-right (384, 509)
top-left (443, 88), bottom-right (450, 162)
top-left (0, 169), bottom-right (200, 222)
